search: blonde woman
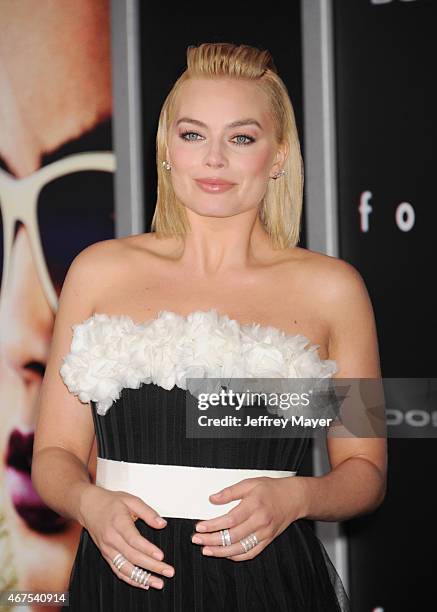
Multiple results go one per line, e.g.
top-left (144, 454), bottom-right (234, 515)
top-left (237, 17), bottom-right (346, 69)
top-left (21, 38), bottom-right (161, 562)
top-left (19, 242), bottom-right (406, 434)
top-left (32, 43), bottom-right (386, 611)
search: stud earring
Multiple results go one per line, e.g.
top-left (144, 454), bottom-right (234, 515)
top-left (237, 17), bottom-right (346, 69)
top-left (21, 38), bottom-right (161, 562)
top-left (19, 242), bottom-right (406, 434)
top-left (271, 169), bottom-right (286, 180)
top-left (162, 160), bottom-right (171, 171)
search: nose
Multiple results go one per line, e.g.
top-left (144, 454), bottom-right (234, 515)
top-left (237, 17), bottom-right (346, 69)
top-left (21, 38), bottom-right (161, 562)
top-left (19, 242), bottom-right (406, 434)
top-left (203, 139), bottom-right (227, 169)
top-left (0, 224), bottom-right (53, 404)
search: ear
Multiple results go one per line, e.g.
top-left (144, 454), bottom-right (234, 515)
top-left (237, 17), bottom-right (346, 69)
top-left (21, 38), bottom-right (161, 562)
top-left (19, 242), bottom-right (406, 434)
top-left (270, 141), bottom-right (289, 176)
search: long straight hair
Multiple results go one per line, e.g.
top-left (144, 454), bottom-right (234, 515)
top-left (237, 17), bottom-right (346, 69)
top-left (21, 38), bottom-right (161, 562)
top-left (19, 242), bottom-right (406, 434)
top-left (151, 42), bottom-right (304, 249)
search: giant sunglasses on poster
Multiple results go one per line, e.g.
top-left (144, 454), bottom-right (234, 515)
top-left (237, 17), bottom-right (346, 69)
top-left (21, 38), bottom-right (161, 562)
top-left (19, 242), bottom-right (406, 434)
top-left (0, 152), bottom-right (116, 312)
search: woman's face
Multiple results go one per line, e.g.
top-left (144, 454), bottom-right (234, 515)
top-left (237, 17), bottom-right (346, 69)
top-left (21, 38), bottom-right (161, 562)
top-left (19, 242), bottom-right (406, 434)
top-left (167, 77), bottom-right (284, 218)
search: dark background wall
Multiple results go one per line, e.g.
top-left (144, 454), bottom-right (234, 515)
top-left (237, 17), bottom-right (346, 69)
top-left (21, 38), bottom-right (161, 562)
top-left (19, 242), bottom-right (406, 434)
top-left (333, 0), bottom-right (436, 609)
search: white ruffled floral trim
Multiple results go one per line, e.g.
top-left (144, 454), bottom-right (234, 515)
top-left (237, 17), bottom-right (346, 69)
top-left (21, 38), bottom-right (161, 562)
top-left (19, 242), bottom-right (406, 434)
top-left (59, 309), bottom-right (338, 416)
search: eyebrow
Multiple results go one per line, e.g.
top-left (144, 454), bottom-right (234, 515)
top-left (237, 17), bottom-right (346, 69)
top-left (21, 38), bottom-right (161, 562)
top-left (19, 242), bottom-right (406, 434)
top-left (176, 117), bottom-right (263, 130)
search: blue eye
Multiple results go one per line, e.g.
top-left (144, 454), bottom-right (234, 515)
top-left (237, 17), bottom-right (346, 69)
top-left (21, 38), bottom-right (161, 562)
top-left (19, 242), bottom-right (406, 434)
top-left (233, 135), bottom-right (254, 146)
top-left (180, 131), bottom-right (200, 142)
top-left (179, 131), bottom-right (255, 146)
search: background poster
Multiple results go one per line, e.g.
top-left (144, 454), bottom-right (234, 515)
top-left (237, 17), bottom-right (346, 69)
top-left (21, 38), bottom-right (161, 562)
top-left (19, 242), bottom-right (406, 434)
top-left (0, 2), bottom-right (115, 609)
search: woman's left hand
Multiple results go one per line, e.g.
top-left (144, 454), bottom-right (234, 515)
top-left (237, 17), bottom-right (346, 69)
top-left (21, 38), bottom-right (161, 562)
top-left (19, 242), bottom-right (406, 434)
top-left (191, 476), bottom-right (308, 561)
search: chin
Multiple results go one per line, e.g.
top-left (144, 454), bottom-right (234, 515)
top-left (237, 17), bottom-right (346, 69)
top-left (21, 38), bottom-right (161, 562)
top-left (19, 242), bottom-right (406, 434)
top-left (187, 202), bottom-right (237, 217)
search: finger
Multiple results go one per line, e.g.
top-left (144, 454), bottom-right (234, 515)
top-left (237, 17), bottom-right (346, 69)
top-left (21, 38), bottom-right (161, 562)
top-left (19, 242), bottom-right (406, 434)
top-left (227, 538), bottom-right (271, 561)
top-left (207, 477), bottom-right (264, 509)
top-left (192, 513), bottom-right (269, 549)
top-left (200, 523), bottom-right (269, 558)
top-left (113, 512), bottom-right (170, 565)
top-left (104, 546), bottom-right (163, 590)
top-left (109, 523), bottom-right (175, 579)
top-left (195, 501), bottom-right (252, 534)
top-left (123, 494), bottom-right (168, 530)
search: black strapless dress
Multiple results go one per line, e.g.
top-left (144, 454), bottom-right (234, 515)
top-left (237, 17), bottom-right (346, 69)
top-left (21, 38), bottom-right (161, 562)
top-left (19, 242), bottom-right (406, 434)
top-left (59, 310), bottom-right (350, 611)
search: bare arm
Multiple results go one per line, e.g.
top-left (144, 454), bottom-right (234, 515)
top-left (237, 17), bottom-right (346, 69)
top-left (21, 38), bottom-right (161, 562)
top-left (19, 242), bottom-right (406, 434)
top-left (32, 448), bottom-right (93, 527)
top-left (298, 259), bottom-right (387, 522)
top-left (31, 240), bottom-right (115, 526)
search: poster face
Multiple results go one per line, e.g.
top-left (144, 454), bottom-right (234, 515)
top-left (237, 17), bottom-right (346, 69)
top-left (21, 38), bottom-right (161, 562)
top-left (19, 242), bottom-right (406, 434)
top-left (0, 1), bottom-right (115, 606)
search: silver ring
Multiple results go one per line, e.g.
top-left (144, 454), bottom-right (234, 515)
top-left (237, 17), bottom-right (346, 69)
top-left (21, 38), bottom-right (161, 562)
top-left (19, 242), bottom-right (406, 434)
top-left (220, 528), bottom-right (232, 546)
top-left (112, 553), bottom-right (124, 565)
top-left (239, 532), bottom-right (258, 553)
top-left (116, 558), bottom-right (127, 571)
top-left (114, 556), bottom-right (151, 585)
top-left (137, 569), bottom-right (152, 586)
top-left (131, 565), bottom-right (151, 585)
top-left (113, 553), bottom-right (127, 570)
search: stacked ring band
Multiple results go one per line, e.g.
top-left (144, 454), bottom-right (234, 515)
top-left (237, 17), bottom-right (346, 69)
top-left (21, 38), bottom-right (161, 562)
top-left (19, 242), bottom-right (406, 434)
top-left (112, 553), bottom-right (151, 586)
top-left (113, 553), bottom-right (127, 571)
top-left (220, 528), bottom-right (232, 546)
top-left (239, 533), bottom-right (259, 553)
top-left (130, 565), bottom-right (151, 586)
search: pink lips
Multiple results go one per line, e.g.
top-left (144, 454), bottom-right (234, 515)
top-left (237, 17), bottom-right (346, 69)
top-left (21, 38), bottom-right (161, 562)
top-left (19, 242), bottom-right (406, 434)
top-left (195, 178), bottom-right (236, 193)
top-left (5, 428), bottom-right (68, 533)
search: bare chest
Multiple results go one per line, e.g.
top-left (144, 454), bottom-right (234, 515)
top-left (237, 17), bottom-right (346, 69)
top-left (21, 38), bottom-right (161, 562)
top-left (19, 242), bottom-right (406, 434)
top-left (94, 264), bottom-right (331, 360)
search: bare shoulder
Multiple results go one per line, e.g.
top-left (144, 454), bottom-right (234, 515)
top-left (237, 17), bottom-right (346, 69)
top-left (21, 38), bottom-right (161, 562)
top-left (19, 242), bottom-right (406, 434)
top-left (70, 236), bottom-right (133, 273)
top-left (308, 250), bottom-right (379, 376)
top-left (64, 233), bottom-right (180, 308)
top-left (290, 246), bottom-right (370, 305)
top-left (118, 231), bottom-right (182, 259)
top-left (288, 247), bottom-right (379, 375)
top-left (64, 235), bottom-right (151, 297)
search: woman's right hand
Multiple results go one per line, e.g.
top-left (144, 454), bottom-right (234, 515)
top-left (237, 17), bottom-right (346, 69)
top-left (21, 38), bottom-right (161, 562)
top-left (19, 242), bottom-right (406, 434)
top-left (77, 484), bottom-right (175, 590)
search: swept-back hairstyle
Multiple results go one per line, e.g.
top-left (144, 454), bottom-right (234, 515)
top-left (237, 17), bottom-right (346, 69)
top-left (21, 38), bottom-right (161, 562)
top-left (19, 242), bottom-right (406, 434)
top-left (152, 42), bottom-right (304, 249)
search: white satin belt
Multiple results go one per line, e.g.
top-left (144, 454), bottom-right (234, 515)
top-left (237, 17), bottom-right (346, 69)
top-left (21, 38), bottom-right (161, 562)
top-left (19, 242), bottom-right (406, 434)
top-left (95, 457), bottom-right (297, 520)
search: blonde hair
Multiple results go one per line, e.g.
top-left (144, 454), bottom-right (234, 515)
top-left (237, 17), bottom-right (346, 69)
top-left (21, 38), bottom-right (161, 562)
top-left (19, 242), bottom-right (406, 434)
top-left (151, 42), bottom-right (304, 249)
